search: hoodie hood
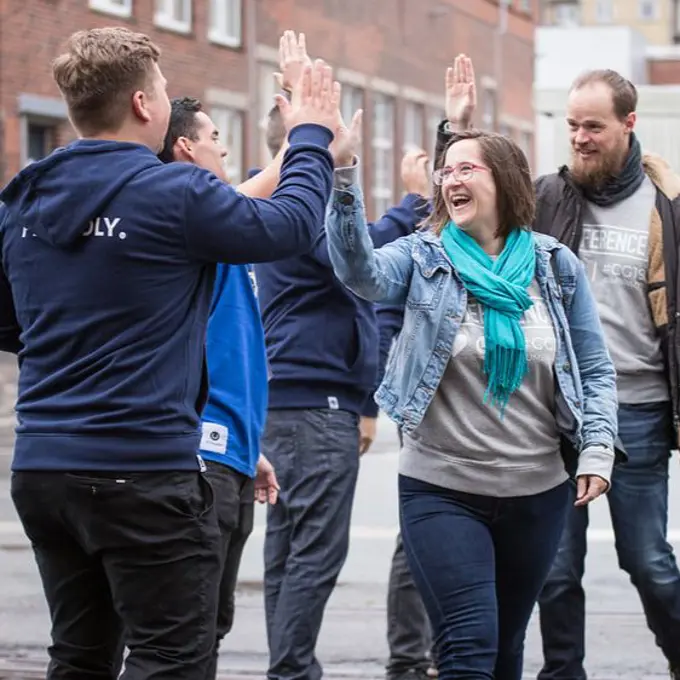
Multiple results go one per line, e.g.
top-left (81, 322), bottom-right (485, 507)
top-left (0, 140), bottom-right (162, 249)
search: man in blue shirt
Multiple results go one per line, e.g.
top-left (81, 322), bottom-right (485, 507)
top-left (158, 95), bottom-right (281, 679)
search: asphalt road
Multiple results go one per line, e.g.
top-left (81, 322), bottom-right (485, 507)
top-left (0, 356), bottom-right (679, 678)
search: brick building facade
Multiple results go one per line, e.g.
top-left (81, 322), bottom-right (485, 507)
top-left (0, 0), bottom-right (536, 218)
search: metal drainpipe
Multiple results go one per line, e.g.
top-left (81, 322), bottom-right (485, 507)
top-left (245, 0), bottom-right (259, 170)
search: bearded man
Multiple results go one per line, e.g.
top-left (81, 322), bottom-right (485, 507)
top-left (532, 69), bottom-right (680, 680)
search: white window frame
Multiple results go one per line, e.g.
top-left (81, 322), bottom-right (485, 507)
top-left (155, 0), bottom-right (192, 34)
top-left (498, 122), bottom-right (512, 139)
top-left (209, 0), bottom-right (242, 48)
top-left (402, 101), bottom-right (425, 154)
top-left (519, 130), bottom-right (533, 167)
top-left (372, 93), bottom-right (395, 219)
top-left (22, 118), bottom-right (60, 169)
top-left (595, 0), bottom-right (613, 22)
top-left (89, 0), bottom-right (132, 18)
top-left (341, 84), bottom-right (365, 186)
top-left (639, 0), bottom-right (659, 20)
top-left (481, 88), bottom-right (497, 131)
top-left (211, 106), bottom-right (244, 185)
top-left (553, 2), bottom-right (580, 26)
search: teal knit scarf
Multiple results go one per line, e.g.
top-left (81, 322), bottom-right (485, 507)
top-left (440, 222), bottom-right (536, 415)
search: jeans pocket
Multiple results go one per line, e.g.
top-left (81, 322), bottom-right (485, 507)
top-left (174, 472), bottom-right (215, 521)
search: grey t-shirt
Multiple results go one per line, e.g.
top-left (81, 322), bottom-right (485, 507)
top-left (578, 176), bottom-right (668, 404)
top-left (401, 281), bottom-right (568, 498)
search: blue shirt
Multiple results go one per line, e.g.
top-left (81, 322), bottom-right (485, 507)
top-left (199, 264), bottom-right (267, 478)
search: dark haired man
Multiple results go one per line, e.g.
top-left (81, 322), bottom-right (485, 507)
top-left (159, 95), bottom-right (281, 680)
top-left (437, 64), bottom-right (680, 679)
top-left (257, 96), bottom-right (432, 678)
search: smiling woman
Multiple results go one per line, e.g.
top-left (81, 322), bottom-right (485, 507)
top-left (426, 129), bottom-right (535, 248)
top-left (323, 102), bottom-right (618, 678)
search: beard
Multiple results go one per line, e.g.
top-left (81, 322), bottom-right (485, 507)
top-left (569, 146), bottom-right (623, 188)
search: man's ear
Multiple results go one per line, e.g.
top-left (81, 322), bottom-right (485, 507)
top-left (174, 136), bottom-right (194, 162)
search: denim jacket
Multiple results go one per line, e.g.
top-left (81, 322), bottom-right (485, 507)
top-left (325, 165), bottom-right (619, 483)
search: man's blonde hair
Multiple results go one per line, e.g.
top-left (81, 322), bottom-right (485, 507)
top-left (52, 27), bottom-right (161, 136)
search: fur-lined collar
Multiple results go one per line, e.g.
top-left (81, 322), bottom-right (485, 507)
top-left (643, 153), bottom-right (680, 201)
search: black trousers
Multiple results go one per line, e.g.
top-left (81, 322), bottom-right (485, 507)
top-left (205, 461), bottom-right (255, 680)
top-left (11, 469), bottom-right (221, 680)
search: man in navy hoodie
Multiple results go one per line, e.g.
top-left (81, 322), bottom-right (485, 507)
top-left (0, 26), bottom-right (341, 680)
top-left (255, 96), bottom-right (431, 679)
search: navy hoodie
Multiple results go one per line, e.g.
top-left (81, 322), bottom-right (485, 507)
top-left (0, 124), bottom-right (333, 472)
top-left (255, 168), bottom-right (430, 417)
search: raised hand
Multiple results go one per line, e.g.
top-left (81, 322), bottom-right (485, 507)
top-left (446, 54), bottom-right (477, 128)
top-left (275, 59), bottom-right (341, 135)
top-left (275, 30), bottom-right (313, 93)
top-left (329, 109), bottom-right (363, 167)
top-left (401, 148), bottom-right (431, 199)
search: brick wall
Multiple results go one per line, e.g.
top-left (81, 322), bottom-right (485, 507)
top-left (648, 59), bottom-right (680, 85)
top-left (0, 0), bottom-right (536, 217)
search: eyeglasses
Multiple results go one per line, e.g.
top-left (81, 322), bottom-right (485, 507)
top-left (432, 162), bottom-right (489, 186)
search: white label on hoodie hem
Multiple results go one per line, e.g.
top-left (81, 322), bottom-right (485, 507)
top-left (328, 397), bottom-right (339, 410)
top-left (200, 422), bottom-right (228, 454)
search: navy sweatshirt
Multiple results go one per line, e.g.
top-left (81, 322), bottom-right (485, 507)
top-left (0, 124), bottom-right (334, 471)
top-left (255, 166), bottom-right (430, 418)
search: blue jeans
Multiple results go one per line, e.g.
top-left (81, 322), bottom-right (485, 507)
top-left (399, 475), bottom-right (570, 680)
top-left (537, 401), bottom-right (680, 679)
top-left (262, 408), bottom-right (360, 680)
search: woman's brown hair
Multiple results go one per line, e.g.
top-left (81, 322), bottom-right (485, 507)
top-left (425, 129), bottom-right (536, 237)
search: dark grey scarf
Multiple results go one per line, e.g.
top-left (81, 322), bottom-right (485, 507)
top-left (578, 133), bottom-right (645, 207)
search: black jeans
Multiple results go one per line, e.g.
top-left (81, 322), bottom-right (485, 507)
top-left (400, 475), bottom-right (570, 680)
top-left (205, 461), bottom-right (255, 680)
top-left (386, 532), bottom-right (433, 678)
top-left (262, 408), bottom-right (360, 680)
top-left (538, 402), bottom-right (680, 679)
top-left (11, 469), bottom-right (221, 680)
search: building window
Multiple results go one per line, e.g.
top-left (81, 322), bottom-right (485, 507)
top-left (89, 0), bottom-right (132, 17)
top-left (155, 0), bottom-right (192, 34)
top-left (518, 130), bottom-right (533, 167)
top-left (553, 2), bottom-right (580, 26)
top-left (209, 0), bottom-right (242, 47)
top-left (403, 101), bottom-right (425, 153)
top-left (211, 107), bottom-right (243, 184)
top-left (341, 84), bottom-right (364, 184)
top-left (481, 88), bottom-right (497, 131)
top-left (498, 122), bottom-right (512, 139)
top-left (25, 122), bottom-right (58, 167)
top-left (595, 0), bottom-right (613, 22)
top-left (639, 0), bottom-right (658, 20)
top-left (372, 93), bottom-right (395, 219)
top-left (519, 0), bottom-right (531, 12)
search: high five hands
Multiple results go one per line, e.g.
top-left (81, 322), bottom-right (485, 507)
top-left (274, 31), bottom-right (341, 140)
